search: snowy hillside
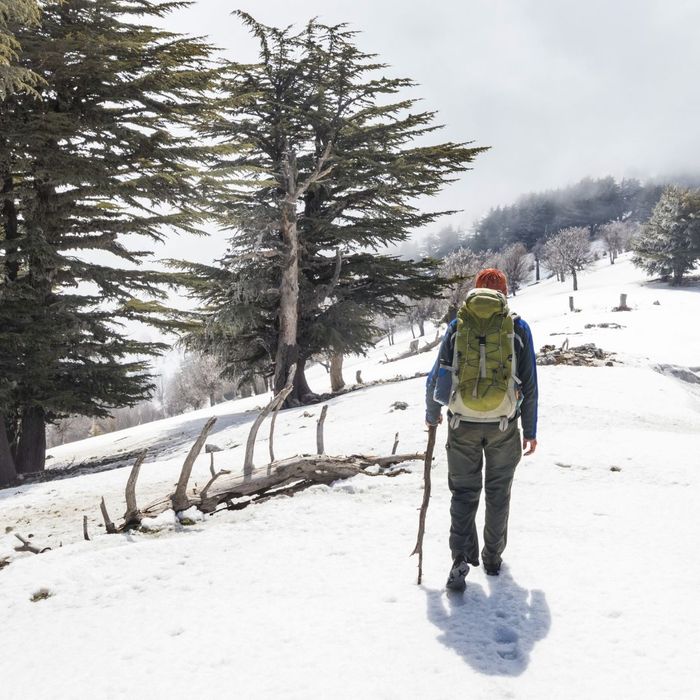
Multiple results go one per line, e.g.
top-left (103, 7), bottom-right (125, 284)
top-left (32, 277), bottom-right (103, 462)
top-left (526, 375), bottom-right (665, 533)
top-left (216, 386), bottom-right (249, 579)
top-left (1, 254), bottom-right (699, 700)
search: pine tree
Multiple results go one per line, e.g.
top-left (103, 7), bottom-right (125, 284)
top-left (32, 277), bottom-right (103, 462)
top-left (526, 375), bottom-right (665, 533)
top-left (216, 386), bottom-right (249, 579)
top-left (178, 15), bottom-right (486, 405)
top-left (0, 0), bottom-right (40, 99)
top-left (632, 186), bottom-right (700, 285)
top-left (0, 0), bottom-right (218, 481)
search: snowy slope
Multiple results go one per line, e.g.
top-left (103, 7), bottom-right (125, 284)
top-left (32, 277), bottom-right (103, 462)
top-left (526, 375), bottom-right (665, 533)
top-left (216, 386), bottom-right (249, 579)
top-left (1, 254), bottom-right (699, 700)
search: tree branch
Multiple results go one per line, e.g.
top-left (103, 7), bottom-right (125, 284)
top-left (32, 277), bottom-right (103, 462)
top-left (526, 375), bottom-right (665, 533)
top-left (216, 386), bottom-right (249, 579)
top-left (172, 417), bottom-right (218, 512)
top-left (244, 364), bottom-right (297, 479)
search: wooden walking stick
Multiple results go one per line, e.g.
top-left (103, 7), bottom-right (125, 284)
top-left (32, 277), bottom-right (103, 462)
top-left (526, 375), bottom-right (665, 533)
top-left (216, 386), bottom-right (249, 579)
top-left (411, 424), bottom-right (437, 584)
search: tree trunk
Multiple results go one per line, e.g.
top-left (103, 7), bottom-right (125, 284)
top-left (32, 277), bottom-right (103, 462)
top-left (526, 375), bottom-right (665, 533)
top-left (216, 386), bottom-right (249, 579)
top-left (0, 416), bottom-right (17, 488)
top-left (293, 357), bottom-right (314, 403)
top-left (571, 268), bottom-right (578, 292)
top-left (274, 151), bottom-right (302, 404)
top-left (15, 406), bottom-right (46, 474)
top-left (1, 173), bottom-right (20, 282)
top-left (252, 375), bottom-right (267, 396)
top-left (329, 353), bottom-right (345, 392)
top-left (535, 257), bottom-right (540, 281)
top-left (418, 319), bottom-right (425, 337)
top-left (672, 265), bottom-right (684, 286)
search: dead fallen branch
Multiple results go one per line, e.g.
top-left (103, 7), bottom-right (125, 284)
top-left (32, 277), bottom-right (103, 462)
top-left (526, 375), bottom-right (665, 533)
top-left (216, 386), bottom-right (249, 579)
top-left (316, 405), bottom-right (329, 454)
top-left (382, 337), bottom-right (440, 364)
top-left (139, 452), bottom-right (423, 519)
top-left (244, 365), bottom-right (296, 479)
top-left (100, 497), bottom-right (117, 534)
top-left (123, 451), bottom-right (147, 529)
top-left (101, 360), bottom-right (423, 533)
top-left (537, 343), bottom-right (617, 367)
top-left (14, 534), bottom-right (51, 555)
top-left (172, 417), bottom-right (217, 511)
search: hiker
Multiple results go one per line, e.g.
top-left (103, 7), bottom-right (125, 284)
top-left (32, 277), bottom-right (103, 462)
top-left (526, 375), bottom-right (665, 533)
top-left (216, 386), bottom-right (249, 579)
top-left (425, 268), bottom-right (538, 591)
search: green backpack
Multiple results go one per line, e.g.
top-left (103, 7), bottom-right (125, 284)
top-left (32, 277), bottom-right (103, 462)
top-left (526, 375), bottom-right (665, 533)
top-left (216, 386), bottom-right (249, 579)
top-left (448, 288), bottom-right (519, 430)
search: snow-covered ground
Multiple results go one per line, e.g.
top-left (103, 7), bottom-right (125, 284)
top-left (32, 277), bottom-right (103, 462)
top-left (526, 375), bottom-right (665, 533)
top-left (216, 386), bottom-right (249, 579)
top-left (1, 254), bottom-right (699, 700)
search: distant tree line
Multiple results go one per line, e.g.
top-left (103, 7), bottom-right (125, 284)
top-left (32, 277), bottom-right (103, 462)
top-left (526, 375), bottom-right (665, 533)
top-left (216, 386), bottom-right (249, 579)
top-left (468, 176), bottom-right (666, 253)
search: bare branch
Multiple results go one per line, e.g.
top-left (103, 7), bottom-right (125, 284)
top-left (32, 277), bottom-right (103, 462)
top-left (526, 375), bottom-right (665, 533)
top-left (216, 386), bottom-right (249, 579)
top-left (123, 450), bottom-right (147, 527)
top-left (316, 405), bottom-right (329, 454)
top-left (244, 364), bottom-right (297, 479)
top-left (100, 497), bottom-right (117, 534)
top-left (172, 417), bottom-right (218, 512)
top-left (14, 534), bottom-right (50, 555)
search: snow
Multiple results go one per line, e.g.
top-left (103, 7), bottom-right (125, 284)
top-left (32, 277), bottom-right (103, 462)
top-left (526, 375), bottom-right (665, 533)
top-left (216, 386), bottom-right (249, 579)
top-left (1, 254), bottom-right (699, 700)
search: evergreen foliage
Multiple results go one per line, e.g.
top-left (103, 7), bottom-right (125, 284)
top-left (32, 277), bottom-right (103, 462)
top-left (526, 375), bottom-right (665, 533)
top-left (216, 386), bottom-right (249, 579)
top-left (632, 186), bottom-right (700, 285)
top-left (0, 0), bottom-right (40, 98)
top-left (470, 177), bottom-right (665, 253)
top-left (0, 0), bottom-right (218, 478)
top-left (177, 15), bottom-right (486, 404)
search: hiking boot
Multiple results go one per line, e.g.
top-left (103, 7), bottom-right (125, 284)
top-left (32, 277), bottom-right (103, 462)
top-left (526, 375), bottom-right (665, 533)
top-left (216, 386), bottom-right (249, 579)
top-left (446, 554), bottom-right (469, 591)
top-left (485, 565), bottom-right (500, 576)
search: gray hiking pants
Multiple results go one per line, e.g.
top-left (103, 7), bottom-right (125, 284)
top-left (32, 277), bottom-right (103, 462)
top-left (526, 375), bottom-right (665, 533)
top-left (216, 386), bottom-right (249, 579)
top-left (446, 418), bottom-right (522, 569)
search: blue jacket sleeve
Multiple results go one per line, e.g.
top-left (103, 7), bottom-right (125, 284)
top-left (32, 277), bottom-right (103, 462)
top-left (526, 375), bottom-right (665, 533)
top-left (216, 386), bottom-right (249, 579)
top-left (425, 321), bottom-right (456, 425)
top-left (515, 318), bottom-right (538, 439)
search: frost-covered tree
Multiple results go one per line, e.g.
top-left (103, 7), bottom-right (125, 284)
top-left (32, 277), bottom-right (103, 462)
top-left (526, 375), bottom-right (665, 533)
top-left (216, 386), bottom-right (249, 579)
top-left (496, 242), bottom-right (529, 295)
top-left (406, 296), bottom-right (443, 337)
top-left (440, 248), bottom-right (490, 320)
top-left (600, 220), bottom-right (637, 264)
top-left (176, 15), bottom-right (484, 407)
top-left (0, 0), bottom-right (218, 481)
top-left (632, 186), bottom-right (700, 285)
top-left (543, 227), bottom-right (591, 291)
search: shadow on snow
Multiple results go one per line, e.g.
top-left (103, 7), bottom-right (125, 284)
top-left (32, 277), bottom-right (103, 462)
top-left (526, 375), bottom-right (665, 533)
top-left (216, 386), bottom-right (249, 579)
top-left (424, 565), bottom-right (551, 676)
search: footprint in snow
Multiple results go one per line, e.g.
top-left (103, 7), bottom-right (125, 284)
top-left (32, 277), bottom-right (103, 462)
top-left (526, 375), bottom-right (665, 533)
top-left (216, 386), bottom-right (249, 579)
top-left (494, 625), bottom-right (520, 660)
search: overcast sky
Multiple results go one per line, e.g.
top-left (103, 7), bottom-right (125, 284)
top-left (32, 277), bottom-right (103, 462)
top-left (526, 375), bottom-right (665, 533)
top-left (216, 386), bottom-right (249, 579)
top-left (158, 0), bottom-right (700, 263)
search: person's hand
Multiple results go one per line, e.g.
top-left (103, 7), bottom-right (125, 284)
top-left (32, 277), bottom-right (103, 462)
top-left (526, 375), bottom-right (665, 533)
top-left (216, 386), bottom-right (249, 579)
top-left (523, 437), bottom-right (537, 456)
top-left (425, 414), bottom-right (443, 428)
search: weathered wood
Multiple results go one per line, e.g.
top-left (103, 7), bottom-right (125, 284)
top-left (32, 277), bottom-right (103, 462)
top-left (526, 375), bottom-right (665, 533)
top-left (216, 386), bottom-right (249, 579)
top-left (100, 497), bottom-right (117, 534)
top-left (123, 450), bottom-right (147, 527)
top-left (244, 365), bottom-right (296, 480)
top-left (199, 468), bottom-right (231, 507)
top-left (316, 405), bottom-right (329, 454)
top-left (268, 399), bottom-right (283, 464)
top-left (392, 432), bottom-right (399, 455)
top-left (172, 417), bottom-right (218, 512)
top-left (14, 534), bottom-right (50, 555)
top-left (412, 425), bottom-right (437, 585)
top-left (382, 337), bottom-right (440, 364)
top-left (142, 452), bottom-right (424, 518)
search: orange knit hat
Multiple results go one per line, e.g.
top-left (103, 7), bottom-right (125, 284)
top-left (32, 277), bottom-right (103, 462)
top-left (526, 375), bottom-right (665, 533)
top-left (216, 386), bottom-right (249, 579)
top-left (475, 268), bottom-right (508, 296)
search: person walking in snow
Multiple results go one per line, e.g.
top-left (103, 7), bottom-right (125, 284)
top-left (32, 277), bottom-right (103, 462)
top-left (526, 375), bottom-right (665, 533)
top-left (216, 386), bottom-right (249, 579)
top-left (425, 268), bottom-right (538, 591)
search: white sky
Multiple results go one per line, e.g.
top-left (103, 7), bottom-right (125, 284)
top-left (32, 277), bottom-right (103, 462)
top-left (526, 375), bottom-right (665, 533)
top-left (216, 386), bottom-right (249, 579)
top-left (157, 0), bottom-right (700, 266)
